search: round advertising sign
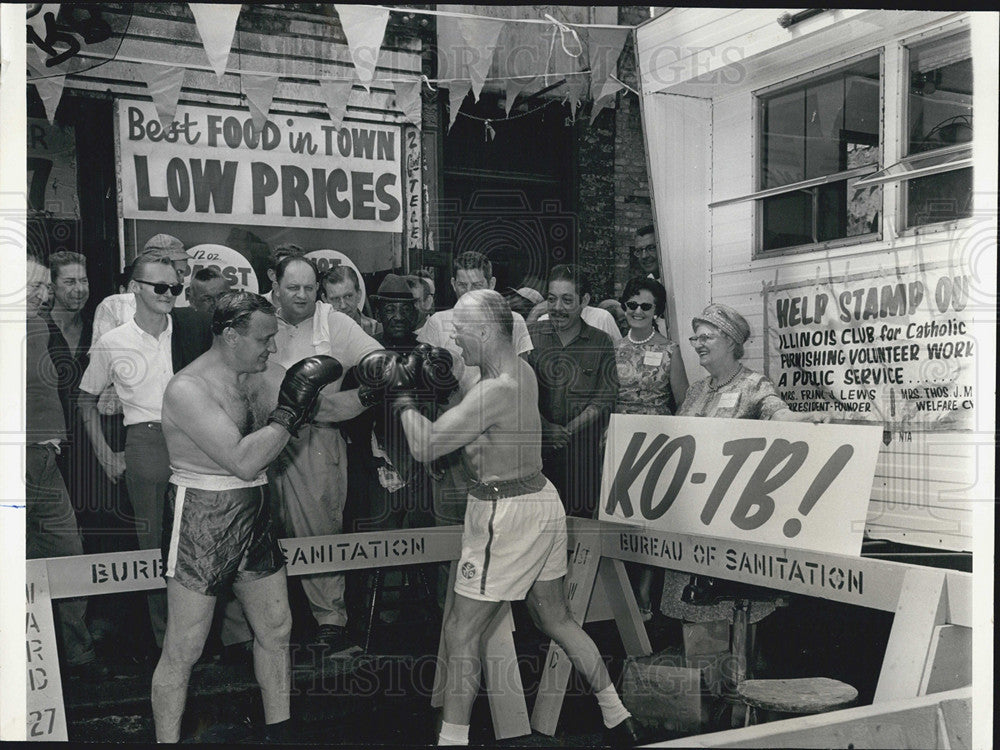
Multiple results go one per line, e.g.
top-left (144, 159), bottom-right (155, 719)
top-left (305, 249), bottom-right (365, 311)
top-left (177, 244), bottom-right (259, 308)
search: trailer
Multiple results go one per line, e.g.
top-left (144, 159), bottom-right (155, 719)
top-left (633, 9), bottom-right (994, 748)
top-left (635, 9), bottom-right (995, 554)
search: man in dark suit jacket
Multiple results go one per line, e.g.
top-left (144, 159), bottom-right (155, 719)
top-left (78, 255), bottom-right (212, 649)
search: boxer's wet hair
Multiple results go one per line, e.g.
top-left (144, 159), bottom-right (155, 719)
top-left (212, 290), bottom-right (276, 335)
top-left (463, 289), bottom-right (513, 341)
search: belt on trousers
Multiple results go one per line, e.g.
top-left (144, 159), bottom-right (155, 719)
top-left (127, 421), bottom-right (162, 431)
top-left (465, 469), bottom-right (547, 502)
top-left (458, 451), bottom-right (548, 501)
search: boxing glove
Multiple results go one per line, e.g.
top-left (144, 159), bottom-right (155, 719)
top-left (357, 349), bottom-right (420, 407)
top-left (399, 350), bottom-right (425, 389)
top-left (412, 342), bottom-right (434, 360)
top-left (268, 355), bottom-right (343, 437)
top-left (420, 346), bottom-right (460, 404)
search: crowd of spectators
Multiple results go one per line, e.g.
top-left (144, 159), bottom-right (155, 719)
top-left (25, 235), bottom-right (822, 689)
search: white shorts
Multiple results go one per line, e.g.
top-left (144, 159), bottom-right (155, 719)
top-left (454, 478), bottom-right (568, 602)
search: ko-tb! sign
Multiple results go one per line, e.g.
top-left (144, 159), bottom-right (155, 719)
top-left (599, 415), bottom-right (881, 556)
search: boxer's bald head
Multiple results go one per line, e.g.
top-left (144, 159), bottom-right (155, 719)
top-left (452, 290), bottom-right (513, 369)
top-left (458, 289), bottom-right (513, 341)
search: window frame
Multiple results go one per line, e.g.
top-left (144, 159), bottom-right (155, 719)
top-left (895, 23), bottom-right (974, 236)
top-left (750, 49), bottom-right (886, 259)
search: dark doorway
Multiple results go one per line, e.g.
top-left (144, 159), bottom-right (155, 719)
top-left (26, 89), bottom-right (119, 307)
top-left (440, 91), bottom-right (576, 304)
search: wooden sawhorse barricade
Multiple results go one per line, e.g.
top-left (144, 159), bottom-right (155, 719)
top-left (24, 519), bottom-right (973, 744)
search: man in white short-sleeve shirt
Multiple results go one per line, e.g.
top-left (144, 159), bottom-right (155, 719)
top-left (79, 254), bottom-right (192, 647)
top-left (268, 255), bottom-right (380, 656)
top-left (418, 252), bottom-right (533, 396)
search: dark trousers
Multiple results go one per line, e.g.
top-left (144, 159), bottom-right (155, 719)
top-left (26, 444), bottom-right (95, 666)
top-left (58, 413), bottom-right (136, 554)
top-left (124, 422), bottom-right (171, 648)
top-left (542, 433), bottom-right (605, 519)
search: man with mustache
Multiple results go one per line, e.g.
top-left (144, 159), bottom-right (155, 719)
top-left (526, 264), bottom-right (619, 519)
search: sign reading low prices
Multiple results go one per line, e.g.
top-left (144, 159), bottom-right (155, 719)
top-left (763, 263), bottom-right (976, 431)
top-left (599, 415), bottom-right (882, 556)
top-left (117, 100), bottom-right (402, 232)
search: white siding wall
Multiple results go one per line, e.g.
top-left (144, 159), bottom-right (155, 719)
top-left (639, 10), bottom-right (984, 550)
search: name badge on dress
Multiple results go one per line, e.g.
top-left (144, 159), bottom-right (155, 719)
top-left (717, 392), bottom-right (739, 409)
top-left (642, 351), bottom-right (664, 367)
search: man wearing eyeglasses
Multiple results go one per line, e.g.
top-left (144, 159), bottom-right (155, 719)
top-left (79, 254), bottom-right (212, 651)
top-left (633, 224), bottom-right (661, 280)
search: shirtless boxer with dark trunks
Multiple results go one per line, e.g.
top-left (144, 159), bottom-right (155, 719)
top-left (153, 291), bottom-right (349, 743)
top-left (373, 290), bottom-right (640, 746)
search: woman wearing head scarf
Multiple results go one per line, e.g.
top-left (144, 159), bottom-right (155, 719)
top-left (661, 303), bottom-right (827, 623)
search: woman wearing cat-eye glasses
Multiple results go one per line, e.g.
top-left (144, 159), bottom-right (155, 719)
top-left (611, 276), bottom-right (688, 622)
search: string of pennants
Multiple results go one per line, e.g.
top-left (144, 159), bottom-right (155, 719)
top-left (27, 3), bottom-right (635, 134)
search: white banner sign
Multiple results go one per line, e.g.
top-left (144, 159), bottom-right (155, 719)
top-left (763, 263), bottom-right (977, 431)
top-left (117, 100), bottom-right (403, 232)
top-left (599, 415), bottom-right (882, 557)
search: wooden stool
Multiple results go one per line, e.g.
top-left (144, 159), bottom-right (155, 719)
top-left (737, 677), bottom-right (858, 726)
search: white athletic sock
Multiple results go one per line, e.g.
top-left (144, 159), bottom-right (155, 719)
top-left (595, 684), bottom-right (632, 728)
top-left (438, 721), bottom-right (470, 746)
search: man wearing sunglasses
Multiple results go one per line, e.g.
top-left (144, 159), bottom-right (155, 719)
top-left (79, 254), bottom-right (212, 651)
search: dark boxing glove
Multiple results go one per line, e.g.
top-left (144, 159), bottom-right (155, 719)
top-left (356, 349), bottom-right (420, 408)
top-left (420, 346), bottom-right (460, 404)
top-left (269, 355), bottom-right (343, 437)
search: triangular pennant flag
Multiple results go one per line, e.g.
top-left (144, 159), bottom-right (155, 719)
top-left (189, 3), bottom-right (242, 81)
top-left (393, 80), bottom-right (422, 128)
top-left (29, 65), bottom-right (67, 124)
top-left (564, 75), bottom-right (588, 119)
top-left (586, 27), bottom-right (630, 102)
top-left (457, 18), bottom-right (505, 102)
top-left (504, 76), bottom-right (534, 117)
top-left (335, 4), bottom-right (389, 91)
top-left (447, 80), bottom-right (471, 132)
top-left (590, 78), bottom-right (625, 125)
top-left (242, 72), bottom-right (279, 133)
top-left (318, 77), bottom-right (355, 130)
top-left (141, 64), bottom-right (186, 127)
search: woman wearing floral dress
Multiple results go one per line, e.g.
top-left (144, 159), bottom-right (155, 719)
top-left (612, 277), bottom-right (688, 620)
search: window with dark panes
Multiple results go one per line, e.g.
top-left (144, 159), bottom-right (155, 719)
top-left (905, 31), bottom-right (972, 228)
top-left (757, 56), bottom-right (882, 254)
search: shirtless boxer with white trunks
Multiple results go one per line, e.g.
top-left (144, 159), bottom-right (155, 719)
top-left (153, 291), bottom-right (349, 743)
top-left (377, 290), bottom-right (641, 746)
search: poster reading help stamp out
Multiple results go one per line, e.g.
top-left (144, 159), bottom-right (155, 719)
top-left (599, 415), bottom-right (882, 557)
top-left (763, 262), bottom-right (977, 431)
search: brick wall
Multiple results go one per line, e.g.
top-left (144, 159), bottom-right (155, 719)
top-left (573, 5), bottom-right (655, 303)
